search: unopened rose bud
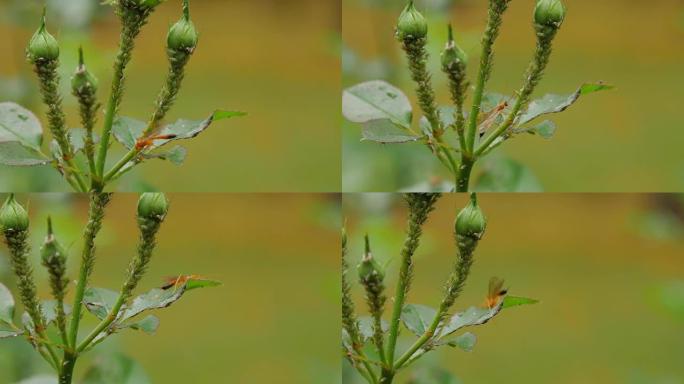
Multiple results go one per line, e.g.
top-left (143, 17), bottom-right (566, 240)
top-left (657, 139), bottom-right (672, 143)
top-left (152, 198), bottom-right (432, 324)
top-left (455, 193), bottom-right (486, 240)
top-left (27, 9), bottom-right (59, 63)
top-left (137, 192), bottom-right (169, 221)
top-left (167, 1), bottom-right (198, 55)
top-left (396, 0), bottom-right (428, 41)
top-left (40, 217), bottom-right (68, 266)
top-left (0, 194), bottom-right (29, 232)
top-left (534, 0), bottom-right (566, 29)
top-left (71, 47), bottom-right (98, 95)
top-left (441, 24), bottom-right (467, 71)
top-left (357, 235), bottom-right (384, 282)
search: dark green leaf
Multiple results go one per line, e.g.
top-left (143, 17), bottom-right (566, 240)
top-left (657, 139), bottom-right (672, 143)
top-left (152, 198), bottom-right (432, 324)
top-left (445, 332), bottom-right (476, 352)
top-left (0, 329), bottom-right (21, 339)
top-left (528, 120), bottom-right (556, 139)
top-left (474, 156), bottom-right (543, 192)
top-left (362, 119), bottom-right (420, 144)
top-left (121, 315), bottom-right (159, 335)
top-left (438, 305), bottom-right (502, 338)
top-left (0, 102), bottom-right (42, 150)
top-left (154, 110), bottom-right (245, 148)
top-left (401, 304), bottom-right (437, 336)
top-left (40, 300), bottom-right (72, 326)
top-left (83, 287), bottom-right (119, 320)
top-left (143, 145), bottom-right (187, 166)
top-left (0, 141), bottom-right (49, 166)
top-left (122, 288), bottom-right (183, 320)
top-left (343, 80), bottom-right (413, 128)
top-left (502, 296), bottom-right (539, 309)
top-left (518, 82), bottom-right (613, 125)
top-left (0, 283), bottom-right (14, 325)
top-left (81, 353), bottom-right (151, 384)
top-left (112, 117), bottom-right (145, 150)
top-left (357, 316), bottom-right (389, 342)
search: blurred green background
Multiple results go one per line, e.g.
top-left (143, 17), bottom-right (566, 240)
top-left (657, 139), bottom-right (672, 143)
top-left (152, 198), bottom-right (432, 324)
top-left (343, 193), bottom-right (684, 383)
top-left (0, 0), bottom-right (340, 192)
top-left (0, 193), bottom-right (341, 383)
top-left (342, 0), bottom-right (684, 192)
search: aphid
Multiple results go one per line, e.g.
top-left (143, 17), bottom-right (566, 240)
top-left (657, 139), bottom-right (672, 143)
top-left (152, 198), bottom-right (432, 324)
top-left (485, 276), bottom-right (508, 309)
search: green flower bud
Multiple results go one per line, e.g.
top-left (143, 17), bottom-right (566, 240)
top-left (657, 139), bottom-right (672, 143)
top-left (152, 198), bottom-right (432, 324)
top-left (357, 235), bottom-right (384, 281)
top-left (27, 10), bottom-right (59, 63)
top-left (0, 194), bottom-right (29, 232)
top-left (455, 193), bottom-right (487, 240)
top-left (534, 0), bottom-right (566, 28)
top-left (396, 1), bottom-right (428, 40)
top-left (71, 47), bottom-right (98, 94)
top-left (40, 217), bottom-right (68, 266)
top-left (441, 25), bottom-right (467, 70)
top-left (137, 192), bottom-right (169, 221)
top-left (167, 2), bottom-right (198, 54)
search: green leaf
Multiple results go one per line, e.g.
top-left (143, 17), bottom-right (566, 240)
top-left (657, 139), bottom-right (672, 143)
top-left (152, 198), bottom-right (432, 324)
top-left (342, 80), bottom-right (413, 128)
top-left (112, 117), bottom-right (145, 150)
top-left (83, 287), bottom-right (119, 320)
top-left (362, 119), bottom-right (420, 144)
top-left (357, 316), bottom-right (389, 342)
top-left (154, 110), bottom-right (245, 148)
top-left (0, 283), bottom-right (15, 325)
top-left (401, 304), bottom-right (437, 336)
top-left (143, 145), bottom-right (187, 165)
top-left (474, 156), bottom-right (543, 192)
top-left (0, 141), bottom-right (49, 166)
top-left (526, 120), bottom-right (556, 139)
top-left (502, 295), bottom-right (539, 309)
top-left (0, 102), bottom-right (42, 150)
top-left (518, 82), bottom-right (613, 125)
top-left (185, 277), bottom-right (222, 291)
top-left (40, 300), bottom-right (72, 326)
top-left (81, 353), bottom-right (151, 384)
top-left (445, 332), bottom-right (477, 352)
top-left (438, 305), bottom-right (501, 338)
top-left (0, 329), bottom-right (22, 339)
top-left (121, 315), bottom-right (159, 335)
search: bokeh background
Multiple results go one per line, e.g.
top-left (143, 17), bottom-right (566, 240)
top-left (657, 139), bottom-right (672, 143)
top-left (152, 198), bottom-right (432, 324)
top-left (0, 193), bottom-right (341, 383)
top-left (343, 193), bottom-right (684, 383)
top-left (0, 0), bottom-right (340, 192)
top-left (342, 0), bottom-right (684, 192)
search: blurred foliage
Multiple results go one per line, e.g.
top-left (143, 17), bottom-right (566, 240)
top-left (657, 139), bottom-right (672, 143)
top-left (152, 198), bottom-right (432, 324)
top-left (0, 0), bottom-right (340, 192)
top-left (343, 0), bottom-right (684, 191)
top-left (343, 193), bottom-right (684, 383)
top-left (0, 193), bottom-right (340, 383)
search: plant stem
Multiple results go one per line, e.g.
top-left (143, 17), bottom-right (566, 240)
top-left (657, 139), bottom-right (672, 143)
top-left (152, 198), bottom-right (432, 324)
top-left (33, 60), bottom-right (88, 191)
top-left (95, 6), bottom-right (149, 180)
top-left (385, 194), bottom-right (439, 372)
top-left (465, 0), bottom-right (510, 154)
top-left (455, 155), bottom-right (474, 192)
top-left (475, 29), bottom-right (556, 156)
top-left (67, 192), bottom-right (111, 350)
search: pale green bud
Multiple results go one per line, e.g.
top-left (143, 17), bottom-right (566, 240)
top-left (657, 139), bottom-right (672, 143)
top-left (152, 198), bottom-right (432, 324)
top-left (455, 193), bottom-right (486, 240)
top-left (534, 0), bottom-right (566, 29)
top-left (0, 194), bottom-right (29, 232)
top-left (27, 10), bottom-right (59, 63)
top-left (137, 193), bottom-right (169, 221)
top-left (396, 1), bottom-right (428, 40)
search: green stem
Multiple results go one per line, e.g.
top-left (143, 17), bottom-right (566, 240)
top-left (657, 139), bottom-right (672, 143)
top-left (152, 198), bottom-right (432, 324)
top-left (393, 311), bottom-right (442, 370)
top-left (67, 192), bottom-right (111, 349)
top-left (95, 9), bottom-right (147, 179)
top-left (76, 294), bottom-right (125, 352)
top-left (455, 155), bottom-right (474, 192)
top-left (59, 352), bottom-right (76, 384)
top-left (465, 0), bottom-right (510, 153)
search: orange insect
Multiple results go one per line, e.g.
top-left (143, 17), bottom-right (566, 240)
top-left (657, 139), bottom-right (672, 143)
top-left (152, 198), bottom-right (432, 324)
top-left (485, 277), bottom-right (508, 309)
top-left (135, 134), bottom-right (177, 151)
top-left (478, 101), bottom-right (508, 137)
top-left (161, 274), bottom-right (200, 290)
